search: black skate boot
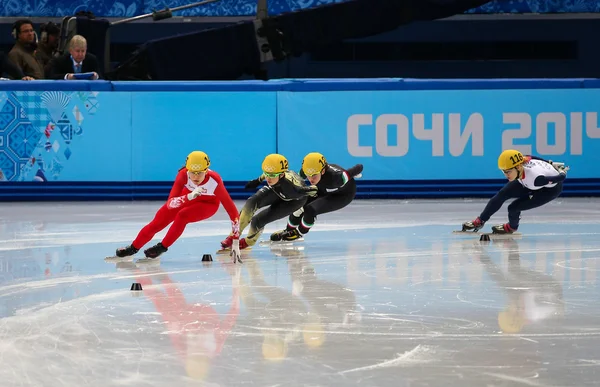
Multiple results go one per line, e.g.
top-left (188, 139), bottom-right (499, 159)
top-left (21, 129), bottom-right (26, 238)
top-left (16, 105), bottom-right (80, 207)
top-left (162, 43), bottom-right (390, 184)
top-left (281, 229), bottom-right (303, 241)
top-left (270, 228), bottom-right (292, 241)
top-left (462, 217), bottom-right (485, 232)
top-left (144, 242), bottom-right (168, 259)
top-left (116, 244), bottom-right (139, 258)
top-left (491, 223), bottom-right (516, 234)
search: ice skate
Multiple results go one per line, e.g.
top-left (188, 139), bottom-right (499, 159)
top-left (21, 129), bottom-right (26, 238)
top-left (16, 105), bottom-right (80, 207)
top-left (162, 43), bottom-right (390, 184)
top-left (461, 217), bottom-right (485, 232)
top-left (491, 223), bottom-right (517, 235)
top-left (221, 235), bottom-right (233, 249)
top-left (270, 229), bottom-right (289, 242)
top-left (105, 244), bottom-right (138, 262)
top-left (281, 229), bottom-right (303, 241)
top-left (143, 242), bottom-right (168, 259)
top-left (260, 229), bottom-right (304, 246)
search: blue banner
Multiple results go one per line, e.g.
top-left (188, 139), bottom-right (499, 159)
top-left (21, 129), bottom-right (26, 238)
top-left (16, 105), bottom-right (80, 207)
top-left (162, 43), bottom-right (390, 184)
top-left (129, 92), bottom-right (276, 181)
top-left (2, 79), bottom-right (600, 201)
top-left (277, 89), bottom-right (600, 180)
top-left (3, 0), bottom-right (599, 17)
top-left (0, 88), bottom-right (276, 182)
top-left (469, 0), bottom-right (600, 14)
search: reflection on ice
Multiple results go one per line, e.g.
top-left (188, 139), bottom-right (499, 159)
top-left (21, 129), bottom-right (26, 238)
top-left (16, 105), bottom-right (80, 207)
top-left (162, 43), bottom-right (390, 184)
top-left (0, 199), bottom-right (599, 386)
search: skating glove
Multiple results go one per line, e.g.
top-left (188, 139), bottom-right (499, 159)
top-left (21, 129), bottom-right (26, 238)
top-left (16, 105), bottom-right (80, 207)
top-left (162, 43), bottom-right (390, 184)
top-left (347, 164), bottom-right (364, 179)
top-left (550, 161), bottom-right (570, 174)
top-left (187, 186), bottom-right (204, 201)
top-left (245, 178), bottom-right (261, 190)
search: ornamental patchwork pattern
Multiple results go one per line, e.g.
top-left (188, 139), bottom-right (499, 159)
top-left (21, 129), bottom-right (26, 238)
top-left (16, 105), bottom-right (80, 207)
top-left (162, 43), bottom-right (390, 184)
top-left (0, 91), bottom-right (100, 182)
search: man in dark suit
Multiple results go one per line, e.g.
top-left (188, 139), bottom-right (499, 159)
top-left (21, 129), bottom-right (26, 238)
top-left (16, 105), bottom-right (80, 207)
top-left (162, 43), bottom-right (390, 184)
top-left (48, 34), bottom-right (101, 80)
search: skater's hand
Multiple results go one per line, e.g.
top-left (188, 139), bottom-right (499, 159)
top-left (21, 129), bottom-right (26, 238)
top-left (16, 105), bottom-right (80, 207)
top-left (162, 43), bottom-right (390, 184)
top-left (551, 161), bottom-right (569, 174)
top-left (306, 185), bottom-right (318, 197)
top-left (556, 164), bottom-right (570, 174)
top-left (348, 164), bottom-right (363, 179)
top-left (244, 178), bottom-right (261, 191)
top-left (187, 186), bottom-right (204, 201)
top-left (230, 239), bottom-right (242, 263)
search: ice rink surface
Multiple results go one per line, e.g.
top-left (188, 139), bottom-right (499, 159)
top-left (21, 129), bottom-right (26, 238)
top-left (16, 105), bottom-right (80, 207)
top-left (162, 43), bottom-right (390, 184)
top-left (0, 198), bottom-right (599, 386)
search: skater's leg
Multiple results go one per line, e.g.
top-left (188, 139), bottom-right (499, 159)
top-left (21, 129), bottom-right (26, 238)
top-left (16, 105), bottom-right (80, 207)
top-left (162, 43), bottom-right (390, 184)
top-left (162, 202), bottom-right (220, 248)
top-left (132, 204), bottom-right (178, 249)
top-left (463, 180), bottom-right (527, 231)
top-left (297, 187), bottom-right (356, 235)
top-left (498, 182), bottom-right (563, 232)
top-left (244, 198), bottom-right (307, 247)
top-left (222, 188), bottom-right (278, 248)
top-left (115, 204), bottom-right (177, 257)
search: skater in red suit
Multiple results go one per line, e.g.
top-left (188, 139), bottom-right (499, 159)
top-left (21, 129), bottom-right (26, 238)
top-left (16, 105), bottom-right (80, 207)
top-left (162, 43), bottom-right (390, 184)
top-left (114, 151), bottom-right (241, 261)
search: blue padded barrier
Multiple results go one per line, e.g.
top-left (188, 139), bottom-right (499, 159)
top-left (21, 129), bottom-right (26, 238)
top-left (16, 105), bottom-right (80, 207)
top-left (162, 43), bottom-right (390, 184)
top-left (3, 179), bottom-right (600, 201)
top-left (110, 80), bottom-right (290, 92)
top-left (400, 78), bottom-right (587, 90)
top-left (0, 78), bottom-right (599, 201)
top-left (0, 80), bottom-right (113, 91)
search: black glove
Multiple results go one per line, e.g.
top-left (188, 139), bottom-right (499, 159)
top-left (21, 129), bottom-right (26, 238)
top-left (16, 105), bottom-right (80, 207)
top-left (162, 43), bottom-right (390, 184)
top-left (347, 164), bottom-right (363, 178)
top-left (244, 178), bottom-right (261, 190)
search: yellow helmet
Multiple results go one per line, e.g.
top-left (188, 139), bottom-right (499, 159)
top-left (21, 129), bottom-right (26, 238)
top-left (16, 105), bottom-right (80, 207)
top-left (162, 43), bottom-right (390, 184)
top-left (186, 151), bottom-right (210, 172)
top-left (498, 149), bottom-right (525, 170)
top-left (262, 154), bottom-right (288, 175)
top-left (302, 152), bottom-right (327, 176)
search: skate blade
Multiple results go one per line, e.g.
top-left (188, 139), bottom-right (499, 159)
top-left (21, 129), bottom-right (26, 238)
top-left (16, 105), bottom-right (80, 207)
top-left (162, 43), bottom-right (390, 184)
top-left (104, 255), bottom-right (134, 263)
top-left (216, 247), bottom-right (252, 255)
top-left (259, 238), bottom-right (304, 247)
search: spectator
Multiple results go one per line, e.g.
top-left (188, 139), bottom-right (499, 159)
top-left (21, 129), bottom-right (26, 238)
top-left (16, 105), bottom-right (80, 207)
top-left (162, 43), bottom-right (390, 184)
top-left (48, 35), bottom-right (101, 80)
top-left (0, 51), bottom-right (34, 80)
top-left (8, 19), bottom-right (44, 79)
top-left (36, 22), bottom-right (60, 70)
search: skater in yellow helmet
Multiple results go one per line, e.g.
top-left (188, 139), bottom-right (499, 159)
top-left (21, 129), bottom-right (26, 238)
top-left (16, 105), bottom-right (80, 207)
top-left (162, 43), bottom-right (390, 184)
top-left (112, 150), bottom-right (241, 262)
top-left (270, 152), bottom-right (363, 242)
top-left (462, 150), bottom-right (568, 234)
top-left (220, 154), bottom-right (317, 250)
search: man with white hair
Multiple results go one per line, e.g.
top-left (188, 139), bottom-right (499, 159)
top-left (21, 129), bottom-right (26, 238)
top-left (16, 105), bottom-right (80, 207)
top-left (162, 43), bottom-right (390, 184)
top-left (48, 35), bottom-right (100, 80)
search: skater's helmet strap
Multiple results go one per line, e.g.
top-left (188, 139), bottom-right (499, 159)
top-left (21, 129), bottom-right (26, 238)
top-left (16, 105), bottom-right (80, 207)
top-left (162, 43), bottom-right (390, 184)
top-left (302, 152), bottom-right (327, 176)
top-left (262, 153), bottom-right (288, 175)
top-left (498, 149), bottom-right (525, 170)
top-left (186, 151), bottom-right (210, 172)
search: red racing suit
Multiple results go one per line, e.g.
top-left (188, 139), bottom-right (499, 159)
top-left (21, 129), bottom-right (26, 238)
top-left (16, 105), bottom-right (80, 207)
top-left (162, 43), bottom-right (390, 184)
top-left (132, 168), bottom-right (239, 249)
